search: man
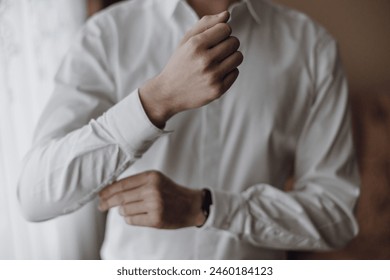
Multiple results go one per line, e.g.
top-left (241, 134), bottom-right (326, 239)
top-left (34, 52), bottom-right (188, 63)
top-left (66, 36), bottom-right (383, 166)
top-left (18, 0), bottom-right (360, 259)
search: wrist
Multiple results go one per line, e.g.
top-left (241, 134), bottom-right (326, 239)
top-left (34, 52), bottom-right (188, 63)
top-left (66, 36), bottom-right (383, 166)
top-left (197, 189), bottom-right (212, 227)
top-left (139, 76), bottom-right (173, 129)
top-left (188, 189), bottom-right (207, 227)
top-left (190, 188), bottom-right (213, 227)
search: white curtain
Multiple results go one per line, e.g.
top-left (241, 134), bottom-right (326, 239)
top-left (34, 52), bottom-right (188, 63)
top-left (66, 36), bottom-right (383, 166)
top-left (0, 0), bottom-right (106, 259)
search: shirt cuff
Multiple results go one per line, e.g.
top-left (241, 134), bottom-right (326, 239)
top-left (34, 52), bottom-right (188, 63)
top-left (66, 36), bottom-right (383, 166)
top-left (202, 189), bottom-right (247, 234)
top-left (99, 89), bottom-right (167, 157)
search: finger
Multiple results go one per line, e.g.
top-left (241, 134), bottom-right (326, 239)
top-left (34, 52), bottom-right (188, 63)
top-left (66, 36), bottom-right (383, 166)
top-left (222, 68), bottom-right (240, 93)
top-left (99, 172), bottom-right (148, 200)
top-left (124, 214), bottom-right (152, 227)
top-left (181, 11), bottom-right (230, 44)
top-left (195, 22), bottom-right (232, 48)
top-left (216, 51), bottom-right (243, 78)
top-left (99, 186), bottom-right (146, 211)
top-left (119, 201), bottom-right (148, 216)
top-left (209, 36), bottom-right (240, 63)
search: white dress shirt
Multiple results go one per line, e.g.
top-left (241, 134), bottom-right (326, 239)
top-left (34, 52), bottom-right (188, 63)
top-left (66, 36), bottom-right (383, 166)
top-left (18, 0), bottom-right (360, 259)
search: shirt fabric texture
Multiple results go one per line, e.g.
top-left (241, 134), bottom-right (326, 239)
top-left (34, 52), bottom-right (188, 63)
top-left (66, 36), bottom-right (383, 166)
top-left (18, 0), bottom-right (360, 259)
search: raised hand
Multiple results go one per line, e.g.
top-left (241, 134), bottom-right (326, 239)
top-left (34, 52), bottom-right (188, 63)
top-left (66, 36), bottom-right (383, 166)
top-left (140, 11), bottom-right (243, 128)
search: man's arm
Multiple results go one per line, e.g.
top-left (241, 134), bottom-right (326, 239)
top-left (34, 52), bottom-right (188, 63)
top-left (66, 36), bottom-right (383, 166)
top-left (18, 11), bottom-right (242, 222)
top-left (99, 34), bottom-right (360, 251)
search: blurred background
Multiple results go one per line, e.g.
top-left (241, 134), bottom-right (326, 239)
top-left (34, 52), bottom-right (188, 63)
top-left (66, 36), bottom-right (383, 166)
top-left (0, 0), bottom-right (389, 259)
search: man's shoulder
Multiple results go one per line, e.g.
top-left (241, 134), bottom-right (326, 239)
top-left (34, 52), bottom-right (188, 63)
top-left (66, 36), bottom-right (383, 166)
top-left (86, 0), bottom-right (161, 31)
top-left (258, 0), bottom-right (334, 43)
top-left (97, 0), bottom-right (154, 17)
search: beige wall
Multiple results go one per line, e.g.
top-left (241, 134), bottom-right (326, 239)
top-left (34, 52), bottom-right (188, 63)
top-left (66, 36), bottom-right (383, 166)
top-left (273, 0), bottom-right (390, 93)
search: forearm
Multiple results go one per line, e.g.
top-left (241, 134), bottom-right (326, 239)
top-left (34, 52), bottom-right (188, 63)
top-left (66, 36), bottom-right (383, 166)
top-left (18, 91), bottom-right (163, 222)
top-left (205, 180), bottom-right (359, 251)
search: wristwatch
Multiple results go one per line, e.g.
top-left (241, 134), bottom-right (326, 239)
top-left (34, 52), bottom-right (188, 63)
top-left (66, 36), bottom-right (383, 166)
top-left (198, 188), bottom-right (212, 227)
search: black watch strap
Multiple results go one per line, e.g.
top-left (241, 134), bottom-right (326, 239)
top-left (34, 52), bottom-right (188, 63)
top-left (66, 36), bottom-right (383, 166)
top-left (198, 188), bottom-right (212, 227)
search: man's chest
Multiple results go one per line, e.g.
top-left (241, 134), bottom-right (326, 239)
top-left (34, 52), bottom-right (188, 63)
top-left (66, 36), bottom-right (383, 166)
top-left (114, 19), bottom-right (313, 154)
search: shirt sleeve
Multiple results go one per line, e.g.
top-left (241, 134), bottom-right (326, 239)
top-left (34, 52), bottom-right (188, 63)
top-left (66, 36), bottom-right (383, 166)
top-left (17, 18), bottom-right (164, 222)
top-left (203, 35), bottom-right (360, 251)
